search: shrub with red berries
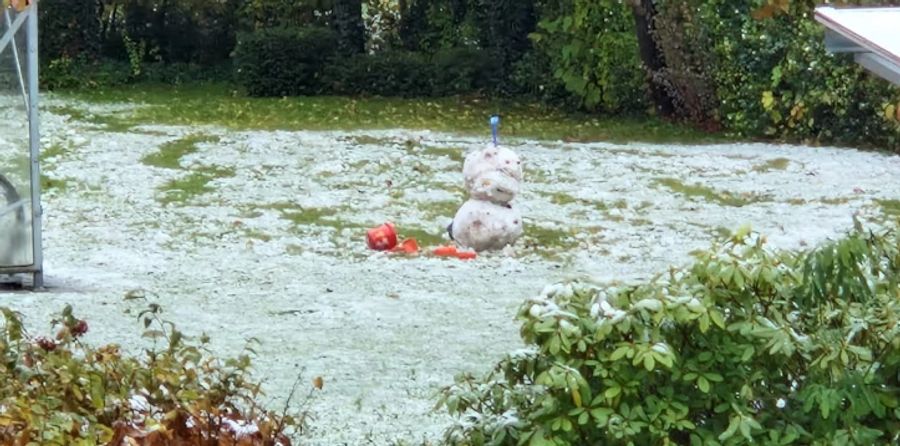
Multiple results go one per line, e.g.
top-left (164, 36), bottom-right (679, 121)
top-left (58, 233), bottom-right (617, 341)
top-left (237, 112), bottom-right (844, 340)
top-left (1, 301), bottom-right (311, 445)
top-left (34, 336), bottom-right (56, 352)
top-left (71, 319), bottom-right (88, 337)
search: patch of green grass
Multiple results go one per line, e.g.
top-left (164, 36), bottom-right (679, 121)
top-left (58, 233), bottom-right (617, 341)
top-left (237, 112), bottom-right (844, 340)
top-left (158, 166), bottom-right (235, 205)
top-left (820, 197), bottom-right (850, 205)
top-left (421, 146), bottom-right (465, 163)
top-left (57, 83), bottom-right (730, 144)
top-left (635, 201), bottom-right (654, 211)
top-left (243, 229), bottom-right (272, 242)
top-left (877, 199), bottom-right (900, 217)
top-left (40, 143), bottom-right (68, 162)
top-left (522, 224), bottom-right (580, 251)
top-left (654, 178), bottom-right (769, 207)
top-left (342, 135), bottom-right (397, 145)
top-left (398, 226), bottom-right (446, 247)
top-left (417, 200), bottom-right (460, 220)
top-left (257, 202), bottom-right (353, 230)
top-left (47, 105), bottom-right (136, 132)
top-left (752, 157), bottom-right (791, 173)
top-left (41, 176), bottom-right (70, 191)
top-left (545, 192), bottom-right (608, 211)
top-left (142, 134), bottom-right (219, 169)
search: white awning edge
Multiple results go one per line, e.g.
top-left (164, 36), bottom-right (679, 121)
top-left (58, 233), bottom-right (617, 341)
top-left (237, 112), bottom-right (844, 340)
top-left (814, 6), bottom-right (900, 86)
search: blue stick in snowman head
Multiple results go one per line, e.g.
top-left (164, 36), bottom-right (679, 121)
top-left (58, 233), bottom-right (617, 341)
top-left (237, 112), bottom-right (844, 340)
top-left (490, 115), bottom-right (500, 146)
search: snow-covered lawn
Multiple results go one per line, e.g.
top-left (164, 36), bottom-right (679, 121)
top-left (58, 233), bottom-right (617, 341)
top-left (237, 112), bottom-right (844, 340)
top-left (3, 96), bottom-right (900, 445)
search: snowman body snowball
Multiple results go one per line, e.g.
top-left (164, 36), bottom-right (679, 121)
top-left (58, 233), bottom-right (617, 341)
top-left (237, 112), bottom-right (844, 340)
top-left (449, 122), bottom-right (524, 252)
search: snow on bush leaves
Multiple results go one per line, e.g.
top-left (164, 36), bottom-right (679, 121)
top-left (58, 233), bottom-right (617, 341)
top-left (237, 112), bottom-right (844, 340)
top-left (438, 220), bottom-right (900, 445)
top-left (0, 298), bottom-right (311, 445)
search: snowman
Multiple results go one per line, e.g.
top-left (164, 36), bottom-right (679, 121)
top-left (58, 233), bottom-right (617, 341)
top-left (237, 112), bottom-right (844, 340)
top-left (447, 116), bottom-right (524, 252)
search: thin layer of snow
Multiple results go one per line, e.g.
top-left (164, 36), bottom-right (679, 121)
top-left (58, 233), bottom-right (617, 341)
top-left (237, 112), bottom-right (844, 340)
top-left (1, 95), bottom-right (899, 445)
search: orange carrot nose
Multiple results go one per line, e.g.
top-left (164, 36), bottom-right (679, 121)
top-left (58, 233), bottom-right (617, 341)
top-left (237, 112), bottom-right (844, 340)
top-left (432, 245), bottom-right (458, 257)
top-left (366, 222), bottom-right (398, 250)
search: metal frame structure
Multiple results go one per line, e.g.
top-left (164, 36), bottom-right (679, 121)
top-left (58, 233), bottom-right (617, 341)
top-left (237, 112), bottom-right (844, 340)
top-left (815, 6), bottom-right (900, 86)
top-left (0, 0), bottom-right (41, 288)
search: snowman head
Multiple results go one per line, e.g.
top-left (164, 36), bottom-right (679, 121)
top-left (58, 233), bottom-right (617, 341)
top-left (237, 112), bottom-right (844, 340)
top-left (468, 169), bottom-right (520, 204)
top-left (462, 144), bottom-right (523, 204)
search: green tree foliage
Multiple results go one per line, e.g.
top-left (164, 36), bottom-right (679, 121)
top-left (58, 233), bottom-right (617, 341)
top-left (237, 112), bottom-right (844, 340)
top-left (39, 0), bottom-right (102, 62)
top-left (106, 0), bottom-right (240, 64)
top-left (692, 0), bottom-right (900, 148)
top-left (333, 0), bottom-right (366, 54)
top-left (239, 0), bottom-right (334, 30)
top-left (529, 0), bottom-right (647, 113)
top-left (233, 26), bottom-right (338, 97)
top-left (646, 0), bottom-right (900, 148)
top-left (439, 222), bottom-right (900, 445)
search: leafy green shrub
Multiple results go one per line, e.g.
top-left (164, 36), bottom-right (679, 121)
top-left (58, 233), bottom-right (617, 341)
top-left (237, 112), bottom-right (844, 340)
top-left (41, 56), bottom-right (133, 91)
top-left (141, 62), bottom-right (235, 85)
top-left (398, 0), bottom-right (480, 53)
top-left (508, 49), bottom-right (572, 105)
top-left (468, 0), bottom-right (536, 93)
top-left (110, 0), bottom-right (238, 65)
top-left (696, 0), bottom-right (900, 149)
top-left (646, 0), bottom-right (900, 149)
top-left (324, 50), bottom-right (432, 97)
top-left (529, 0), bottom-right (646, 113)
top-left (0, 297), bottom-right (311, 444)
top-left (239, 0), bottom-right (333, 31)
top-left (234, 26), bottom-right (338, 97)
top-left (39, 0), bottom-right (102, 63)
top-left (430, 47), bottom-right (499, 96)
top-left (439, 222), bottom-right (900, 445)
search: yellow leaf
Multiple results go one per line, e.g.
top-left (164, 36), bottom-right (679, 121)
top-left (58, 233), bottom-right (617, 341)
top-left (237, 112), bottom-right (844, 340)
top-left (885, 104), bottom-right (896, 121)
top-left (761, 91), bottom-right (775, 111)
top-left (571, 388), bottom-right (582, 407)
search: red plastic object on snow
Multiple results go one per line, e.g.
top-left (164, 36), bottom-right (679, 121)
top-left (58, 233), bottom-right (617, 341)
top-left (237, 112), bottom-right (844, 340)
top-left (393, 238), bottom-right (420, 254)
top-left (366, 222), bottom-right (398, 250)
top-left (432, 245), bottom-right (477, 260)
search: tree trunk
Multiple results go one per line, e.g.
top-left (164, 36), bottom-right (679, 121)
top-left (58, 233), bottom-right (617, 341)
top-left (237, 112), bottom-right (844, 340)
top-left (333, 0), bottom-right (366, 55)
top-left (630, 0), bottom-right (674, 117)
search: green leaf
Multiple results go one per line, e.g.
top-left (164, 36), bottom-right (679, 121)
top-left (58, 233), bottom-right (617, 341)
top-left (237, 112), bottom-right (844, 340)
top-left (697, 376), bottom-right (710, 393)
top-left (590, 408), bottom-right (612, 425)
top-left (577, 411), bottom-right (589, 425)
top-left (718, 415), bottom-right (740, 441)
top-left (741, 345), bottom-right (755, 362)
top-left (610, 345), bottom-right (630, 361)
top-left (739, 418), bottom-right (752, 441)
top-left (705, 373), bottom-right (723, 383)
top-left (604, 386), bottom-right (622, 399)
top-left (710, 310), bottom-right (726, 329)
top-left (89, 374), bottom-right (105, 410)
top-left (643, 354), bottom-right (655, 372)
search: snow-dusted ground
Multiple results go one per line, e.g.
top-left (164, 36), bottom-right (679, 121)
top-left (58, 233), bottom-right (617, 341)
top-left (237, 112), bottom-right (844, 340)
top-left (2, 95), bottom-right (900, 445)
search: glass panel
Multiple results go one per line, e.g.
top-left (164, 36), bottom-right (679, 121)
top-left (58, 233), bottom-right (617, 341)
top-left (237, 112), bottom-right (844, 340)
top-left (0, 5), bottom-right (33, 268)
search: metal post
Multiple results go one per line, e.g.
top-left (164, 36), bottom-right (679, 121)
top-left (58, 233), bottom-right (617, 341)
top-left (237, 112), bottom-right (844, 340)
top-left (4, 9), bottom-right (27, 112)
top-left (26, 0), bottom-right (42, 288)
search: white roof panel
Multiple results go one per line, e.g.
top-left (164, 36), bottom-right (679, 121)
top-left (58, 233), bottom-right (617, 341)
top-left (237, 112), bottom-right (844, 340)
top-left (814, 7), bottom-right (900, 64)
top-left (815, 6), bottom-right (900, 85)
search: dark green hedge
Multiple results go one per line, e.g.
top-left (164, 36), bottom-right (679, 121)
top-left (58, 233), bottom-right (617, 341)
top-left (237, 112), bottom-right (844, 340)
top-left (233, 26), bottom-right (339, 97)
